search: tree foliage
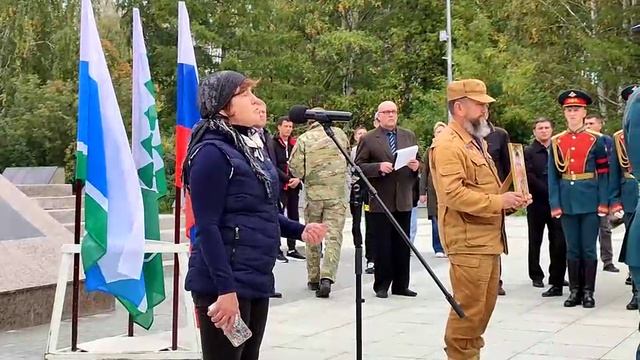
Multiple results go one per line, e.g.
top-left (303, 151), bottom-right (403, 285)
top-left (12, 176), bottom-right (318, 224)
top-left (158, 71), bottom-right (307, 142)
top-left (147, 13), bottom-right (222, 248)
top-left (2, 0), bottom-right (640, 208)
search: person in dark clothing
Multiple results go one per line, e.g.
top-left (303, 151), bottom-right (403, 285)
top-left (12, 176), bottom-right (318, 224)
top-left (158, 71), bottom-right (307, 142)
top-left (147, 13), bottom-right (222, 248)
top-left (585, 114), bottom-right (620, 273)
top-left (183, 71), bottom-right (326, 360)
top-left (272, 116), bottom-right (305, 261)
top-left (485, 122), bottom-right (511, 182)
top-left (420, 121), bottom-right (446, 257)
top-left (355, 100), bottom-right (421, 299)
top-left (255, 100), bottom-right (285, 299)
top-left (525, 118), bottom-right (567, 296)
top-left (484, 121), bottom-right (510, 296)
top-left (351, 126), bottom-right (376, 273)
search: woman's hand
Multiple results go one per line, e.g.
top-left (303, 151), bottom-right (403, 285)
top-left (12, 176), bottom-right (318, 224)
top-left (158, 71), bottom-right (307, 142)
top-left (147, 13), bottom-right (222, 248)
top-left (207, 292), bottom-right (240, 333)
top-left (301, 223), bottom-right (328, 245)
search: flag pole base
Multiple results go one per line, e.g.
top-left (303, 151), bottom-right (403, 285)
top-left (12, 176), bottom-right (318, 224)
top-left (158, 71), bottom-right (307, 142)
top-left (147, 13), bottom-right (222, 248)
top-left (45, 241), bottom-right (201, 359)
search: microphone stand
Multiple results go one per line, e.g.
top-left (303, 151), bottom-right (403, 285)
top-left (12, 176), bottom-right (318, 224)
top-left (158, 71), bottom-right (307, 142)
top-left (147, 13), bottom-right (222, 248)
top-left (317, 117), bottom-right (465, 360)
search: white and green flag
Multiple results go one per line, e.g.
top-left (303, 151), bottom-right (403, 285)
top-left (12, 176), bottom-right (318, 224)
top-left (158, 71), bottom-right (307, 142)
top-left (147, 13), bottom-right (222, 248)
top-left (76, 0), bottom-right (147, 320)
top-left (130, 7), bottom-right (167, 329)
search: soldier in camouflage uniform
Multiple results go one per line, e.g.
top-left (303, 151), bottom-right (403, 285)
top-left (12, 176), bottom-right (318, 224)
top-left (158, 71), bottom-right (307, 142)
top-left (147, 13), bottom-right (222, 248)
top-left (289, 117), bottom-right (349, 298)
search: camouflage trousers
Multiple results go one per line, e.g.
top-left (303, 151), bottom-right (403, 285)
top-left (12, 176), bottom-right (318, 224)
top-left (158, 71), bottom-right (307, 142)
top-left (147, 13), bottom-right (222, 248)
top-left (305, 199), bottom-right (347, 283)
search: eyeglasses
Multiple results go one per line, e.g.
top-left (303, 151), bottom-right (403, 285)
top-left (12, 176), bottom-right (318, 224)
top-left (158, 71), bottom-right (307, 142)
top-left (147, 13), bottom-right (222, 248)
top-left (379, 110), bottom-right (397, 115)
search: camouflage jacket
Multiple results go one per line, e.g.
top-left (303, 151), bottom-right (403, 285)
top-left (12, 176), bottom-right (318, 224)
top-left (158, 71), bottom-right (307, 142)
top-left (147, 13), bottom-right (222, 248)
top-left (289, 122), bottom-right (350, 201)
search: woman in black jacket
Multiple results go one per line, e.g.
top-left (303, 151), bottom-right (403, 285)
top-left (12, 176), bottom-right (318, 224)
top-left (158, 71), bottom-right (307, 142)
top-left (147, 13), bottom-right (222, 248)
top-left (183, 71), bottom-right (326, 360)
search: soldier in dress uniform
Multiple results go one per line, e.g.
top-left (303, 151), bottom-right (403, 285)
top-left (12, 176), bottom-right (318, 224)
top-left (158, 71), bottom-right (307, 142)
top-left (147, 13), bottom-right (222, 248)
top-left (549, 89), bottom-right (610, 309)
top-left (614, 85), bottom-right (640, 310)
top-left (622, 84), bottom-right (640, 338)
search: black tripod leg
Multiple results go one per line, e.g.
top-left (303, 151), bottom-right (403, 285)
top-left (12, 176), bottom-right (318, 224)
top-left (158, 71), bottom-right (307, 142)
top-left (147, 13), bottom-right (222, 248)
top-left (350, 202), bottom-right (364, 360)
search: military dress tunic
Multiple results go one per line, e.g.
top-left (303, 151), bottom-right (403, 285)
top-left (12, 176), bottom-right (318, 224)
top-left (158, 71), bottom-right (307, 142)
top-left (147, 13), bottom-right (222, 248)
top-left (548, 128), bottom-right (609, 261)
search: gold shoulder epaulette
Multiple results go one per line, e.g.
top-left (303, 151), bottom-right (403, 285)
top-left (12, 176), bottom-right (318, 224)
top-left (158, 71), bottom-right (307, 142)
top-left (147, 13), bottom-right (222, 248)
top-left (551, 130), bottom-right (567, 141)
top-left (613, 129), bottom-right (623, 138)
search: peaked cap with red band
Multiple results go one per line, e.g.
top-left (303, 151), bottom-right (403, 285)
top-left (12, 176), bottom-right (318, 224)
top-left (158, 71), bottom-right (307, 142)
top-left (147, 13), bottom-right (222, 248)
top-left (557, 89), bottom-right (593, 107)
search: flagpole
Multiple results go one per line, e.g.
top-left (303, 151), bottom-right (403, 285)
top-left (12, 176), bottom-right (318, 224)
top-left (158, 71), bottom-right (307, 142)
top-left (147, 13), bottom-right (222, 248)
top-left (172, 186), bottom-right (182, 350)
top-left (127, 315), bottom-right (134, 336)
top-left (71, 179), bottom-right (84, 351)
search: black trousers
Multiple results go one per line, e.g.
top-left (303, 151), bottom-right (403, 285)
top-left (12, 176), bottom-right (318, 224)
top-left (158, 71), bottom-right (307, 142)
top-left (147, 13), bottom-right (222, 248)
top-left (370, 211), bottom-right (411, 292)
top-left (194, 293), bottom-right (269, 360)
top-left (364, 210), bottom-right (375, 263)
top-left (279, 189), bottom-right (300, 250)
top-left (527, 208), bottom-right (567, 287)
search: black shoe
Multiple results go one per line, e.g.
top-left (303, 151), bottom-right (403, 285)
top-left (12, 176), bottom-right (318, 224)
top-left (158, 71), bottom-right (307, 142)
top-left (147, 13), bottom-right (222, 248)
top-left (603, 264), bottom-right (620, 273)
top-left (392, 288), bottom-right (418, 297)
top-left (582, 259), bottom-right (597, 308)
top-left (375, 289), bottom-right (388, 298)
top-left (542, 286), bottom-right (563, 297)
top-left (307, 281), bottom-right (319, 291)
top-left (582, 290), bottom-right (595, 308)
top-left (565, 260), bottom-right (582, 307)
top-left (564, 289), bottom-right (582, 307)
top-left (626, 295), bottom-right (638, 310)
top-left (532, 279), bottom-right (544, 288)
top-left (498, 285), bottom-right (506, 296)
top-left (287, 249), bottom-right (306, 261)
top-left (270, 291), bottom-right (283, 298)
top-left (626, 276), bottom-right (633, 286)
top-left (316, 279), bottom-right (332, 298)
top-left (276, 252), bottom-right (289, 263)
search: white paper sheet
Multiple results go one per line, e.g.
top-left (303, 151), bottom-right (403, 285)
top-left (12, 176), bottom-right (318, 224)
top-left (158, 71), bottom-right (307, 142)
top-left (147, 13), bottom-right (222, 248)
top-left (393, 145), bottom-right (419, 170)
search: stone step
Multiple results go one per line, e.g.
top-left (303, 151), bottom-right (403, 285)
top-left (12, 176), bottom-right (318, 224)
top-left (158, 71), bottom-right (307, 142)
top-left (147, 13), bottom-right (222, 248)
top-left (17, 184), bottom-right (73, 197)
top-left (33, 196), bottom-right (76, 210)
top-left (63, 214), bottom-right (185, 233)
top-left (48, 208), bottom-right (82, 224)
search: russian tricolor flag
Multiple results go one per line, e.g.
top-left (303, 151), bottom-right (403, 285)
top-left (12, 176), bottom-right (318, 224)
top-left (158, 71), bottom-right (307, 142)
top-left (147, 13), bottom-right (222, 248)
top-left (175, 1), bottom-right (199, 243)
top-left (175, 1), bottom-right (199, 189)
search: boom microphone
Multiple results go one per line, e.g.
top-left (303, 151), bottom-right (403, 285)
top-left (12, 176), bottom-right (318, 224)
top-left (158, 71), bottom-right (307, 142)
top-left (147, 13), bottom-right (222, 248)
top-left (288, 105), bottom-right (352, 124)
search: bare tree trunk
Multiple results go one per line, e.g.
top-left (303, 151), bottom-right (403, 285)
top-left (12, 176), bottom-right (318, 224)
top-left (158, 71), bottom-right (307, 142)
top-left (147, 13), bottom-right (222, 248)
top-left (590, 0), bottom-right (608, 115)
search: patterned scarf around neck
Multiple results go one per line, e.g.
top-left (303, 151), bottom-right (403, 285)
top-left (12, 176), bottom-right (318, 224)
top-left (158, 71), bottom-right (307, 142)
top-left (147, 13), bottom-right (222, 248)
top-left (183, 115), bottom-right (273, 199)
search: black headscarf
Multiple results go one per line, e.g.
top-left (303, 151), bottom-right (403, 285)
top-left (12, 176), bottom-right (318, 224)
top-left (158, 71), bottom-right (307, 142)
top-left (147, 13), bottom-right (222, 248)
top-left (182, 71), bottom-right (273, 199)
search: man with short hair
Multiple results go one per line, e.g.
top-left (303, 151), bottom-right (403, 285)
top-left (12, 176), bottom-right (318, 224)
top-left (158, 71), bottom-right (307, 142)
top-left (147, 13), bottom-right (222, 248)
top-left (356, 100), bottom-right (421, 299)
top-left (584, 114), bottom-right (619, 273)
top-left (255, 100), bottom-right (284, 298)
top-left (549, 90), bottom-right (610, 308)
top-left (272, 116), bottom-right (305, 261)
top-left (431, 79), bottom-right (530, 359)
top-left (525, 117), bottom-right (567, 296)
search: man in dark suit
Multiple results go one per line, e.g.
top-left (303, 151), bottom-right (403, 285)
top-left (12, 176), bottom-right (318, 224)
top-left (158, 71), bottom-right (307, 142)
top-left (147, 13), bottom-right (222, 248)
top-left (485, 122), bottom-right (511, 183)
top-left (525, 117), bottom-right (567, 297)
top-left (355, 100), bottom-right (420, 299)
top-left (272, 116), bottom-right (305, 261)
top-left (485, 120), bottom-right (511, 296)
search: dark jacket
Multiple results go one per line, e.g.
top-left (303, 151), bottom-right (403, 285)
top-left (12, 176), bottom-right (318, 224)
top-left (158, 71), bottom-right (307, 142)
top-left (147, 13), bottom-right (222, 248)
top-left (524, 139), bottom-right (551, 212)
top-left (272, 134), bottom-right (299, 191)
top-left (484, 124), bottom-right (511, 182)
top-left (355, 126), bottom-right (420, 213)
top-left (420, 147), bottom-right (439, 218)
top-left (259, 128), bottom-right (277, 166)
top-left (185, 130), bottom-right (305, 299)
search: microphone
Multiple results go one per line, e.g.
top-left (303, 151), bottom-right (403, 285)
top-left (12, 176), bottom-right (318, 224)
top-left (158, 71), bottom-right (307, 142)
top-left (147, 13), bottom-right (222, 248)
top-left (288, 105), bottom-right (352, 124)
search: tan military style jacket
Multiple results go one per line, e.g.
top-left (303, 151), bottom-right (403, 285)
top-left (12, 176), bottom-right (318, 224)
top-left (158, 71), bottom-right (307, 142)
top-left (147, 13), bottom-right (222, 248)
top-left (289, 122), bottom-right (349, 201)
top-left (429, 121), bottom-right (507, 255)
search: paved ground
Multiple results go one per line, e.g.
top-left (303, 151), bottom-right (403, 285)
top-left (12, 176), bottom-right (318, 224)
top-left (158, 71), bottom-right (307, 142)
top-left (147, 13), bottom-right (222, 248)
top-left (1, 212), bottom-right (639, 359)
